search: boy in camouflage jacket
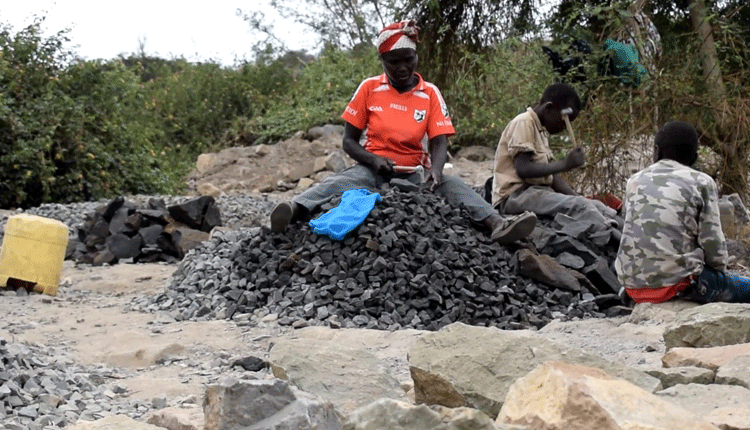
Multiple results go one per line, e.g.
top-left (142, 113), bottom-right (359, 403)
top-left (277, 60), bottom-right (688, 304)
top-left (615, 121), bottom-right (750, 303)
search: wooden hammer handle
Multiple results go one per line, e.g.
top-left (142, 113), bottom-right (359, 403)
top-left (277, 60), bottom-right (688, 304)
top-left (563, 114), bottom-right (577, 147)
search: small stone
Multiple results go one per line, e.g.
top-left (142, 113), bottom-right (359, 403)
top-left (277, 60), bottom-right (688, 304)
top-left (292, 319), bottom-right (309, 329)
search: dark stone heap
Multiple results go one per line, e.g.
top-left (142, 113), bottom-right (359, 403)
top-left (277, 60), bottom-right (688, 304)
top-left (68, 195), bottom-right (222, 266)
top-left (138, 183), bottom-right (630, 331)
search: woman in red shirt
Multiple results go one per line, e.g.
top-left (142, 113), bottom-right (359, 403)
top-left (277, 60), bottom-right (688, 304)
top-left (270, 20), bottom-right (536, 244)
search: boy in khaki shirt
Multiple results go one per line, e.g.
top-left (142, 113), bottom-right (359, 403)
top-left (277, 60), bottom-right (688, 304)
top-left (492, 83), bottom-right (621, 239)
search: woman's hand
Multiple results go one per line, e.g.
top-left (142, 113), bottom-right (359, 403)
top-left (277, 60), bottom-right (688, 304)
top-left (370, 156), bottom-right (394, 175)
top-left (427, 168), bottom-right (442, 192)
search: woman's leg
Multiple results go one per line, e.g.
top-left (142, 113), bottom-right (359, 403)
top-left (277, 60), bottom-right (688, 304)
top-left (293, 164), bottom-right (381, 213)
top-left (271, 164), bottom-right (381, 232)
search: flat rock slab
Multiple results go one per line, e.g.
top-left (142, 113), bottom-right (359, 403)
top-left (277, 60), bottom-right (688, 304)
top-left (662, 343), bottom-right (750, 371)
top-left (286, 326), bottom-right (424, 386)
top-left (146, 405), bottom-right (204, 430)
top-left (656, 383), bottom-right (750, 430)
top-left (626, 300), bottom-right (698, 325)
top-left (716, 353), bottom-right (750, 388)
top-left (645, 366), bottom-right (716, 388)
top-left (664, 303), bottom-right (750, 350)
top-left (269, 334), bottom-right (408, 415)
top-left (203, 379), bottom-right (341, 430)
top-left (342, 399), bottom-right (499, 430)
top-left (498, 361), bottom-right (720, 430)
top-left (67, 415), bottom-right (164, 430)
top-left (408, 322), bottom-right (661, 419)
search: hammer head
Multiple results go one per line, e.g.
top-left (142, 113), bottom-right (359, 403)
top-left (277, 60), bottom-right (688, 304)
top-left (560, 107), bottom-right (577, 146)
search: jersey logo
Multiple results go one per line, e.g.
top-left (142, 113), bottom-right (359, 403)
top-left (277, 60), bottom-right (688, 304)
top-left (414, 109), bottom-right (426, 122)
top-left (440, 101), bottom-right (450, 118)
top-left (369, 106), bottom-right (383, 111)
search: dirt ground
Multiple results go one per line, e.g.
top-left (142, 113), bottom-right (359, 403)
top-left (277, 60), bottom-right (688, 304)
top-left (0, 138), bottom-right (671, 413)
top-left (0, 259), bottom-right (669, 408)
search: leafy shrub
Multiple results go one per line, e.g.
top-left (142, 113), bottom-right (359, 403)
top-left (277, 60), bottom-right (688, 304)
top-left (438, 39), bottom-right (559, 149)
top-left (55, 60), bottom-right (180, 200)
top-left (232, 45), bottom-right (381, 145)
top-left (0, 22), bottom-right (178, 208)
top-left (136, 58), bottom-right (255, 156)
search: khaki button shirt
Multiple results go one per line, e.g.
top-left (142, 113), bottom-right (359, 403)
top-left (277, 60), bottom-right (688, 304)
top-left (492, 108), bottom-right (554, 207)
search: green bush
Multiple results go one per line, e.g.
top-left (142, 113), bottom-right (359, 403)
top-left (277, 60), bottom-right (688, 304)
top-left (0, 22), bottom-right (69, 207)
top-left (233, 45), bottom-right (381, 145)
top-left (3, 10), bottom-right (749, 208)
top-left (55, 60), bottom-right (180, 200)
top-left (438, 39), bottom-right (559, 149)
top-left (137, 58), bottom-right (255, 155)
top-left (0, 23), bottom-right (179, 208)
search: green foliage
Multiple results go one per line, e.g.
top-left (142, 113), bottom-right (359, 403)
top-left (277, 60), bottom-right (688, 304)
top-left (0, 21), bottom-right (73, 207)
top-left (438, 39), bottom-right (558, 148)
top-left (3, 1), bottom-right (750, 208)
top-left (55, 60), bottom-right (180, 199)
top-left (0, 22), bottom-right (179, 208)
top-left (232, 45), bottom-right (381, 145)
top-left (0, 18), bottom-right (326, 208)
top-left (136, 58), bottom-right (254, 155)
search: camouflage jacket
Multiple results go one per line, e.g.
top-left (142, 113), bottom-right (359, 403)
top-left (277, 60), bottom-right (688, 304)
top-left (615, 159), bottom-right (728, 289)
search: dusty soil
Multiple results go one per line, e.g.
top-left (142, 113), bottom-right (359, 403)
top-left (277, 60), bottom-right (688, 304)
top-left (0, 138), bottom-right (670, 414)
top-left (0, 259), bottom-right (669, 406)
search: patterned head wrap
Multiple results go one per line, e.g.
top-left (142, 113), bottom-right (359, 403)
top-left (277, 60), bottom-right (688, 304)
top-left (376, 20), bottom-right (419, 54)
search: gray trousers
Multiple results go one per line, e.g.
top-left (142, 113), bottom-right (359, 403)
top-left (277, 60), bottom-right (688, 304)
top-left (293, 164), bottom-right (495, 223)
top-left (502, 185), bottom-right (620, 230)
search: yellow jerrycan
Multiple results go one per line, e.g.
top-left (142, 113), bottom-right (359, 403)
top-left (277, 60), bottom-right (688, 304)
top-left (0, 214), bottom-right (69, 296)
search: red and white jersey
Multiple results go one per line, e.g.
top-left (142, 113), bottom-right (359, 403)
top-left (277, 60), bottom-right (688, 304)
top-left (341, 73), bottom-right (455, 167)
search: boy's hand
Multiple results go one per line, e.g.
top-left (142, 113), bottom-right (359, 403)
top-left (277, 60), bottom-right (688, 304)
top-left (564, 147), bottom-right (585, 170)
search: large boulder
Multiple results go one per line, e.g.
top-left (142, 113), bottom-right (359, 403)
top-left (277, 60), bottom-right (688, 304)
top-left (656, 383), bottom-right (750, 430)
top-left (306, 124), bottom-right (344, 146)
top-left (202, 378), bottom-right (341, 430)
top-left (663, 303), bottom-right (750, 350)
top-left (625, 300), bottom-right (698, 325)
top-left (645, 366), bottom-right (716, 388)
top-left (715, 353), bottom-right (750, 388)
top-left (662, 343), bottom-right (750, 371)
top-left (342, 399), bottom-right (501, 430)
top-left (497, 361), bottom-right (720, 430)
top-left (269, 335), bottom-right (408, 414)
top-left (408, 323), bottom-right (661, 419)
top-left (146, 404), bottom-right (204, 430)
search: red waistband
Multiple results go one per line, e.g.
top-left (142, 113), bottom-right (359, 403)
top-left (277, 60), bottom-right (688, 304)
top-left (625, 276), bottom-right (694, 303)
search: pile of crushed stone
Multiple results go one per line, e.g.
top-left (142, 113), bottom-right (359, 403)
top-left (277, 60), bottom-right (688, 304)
top-left (131, 184), bottom-right (626, 331)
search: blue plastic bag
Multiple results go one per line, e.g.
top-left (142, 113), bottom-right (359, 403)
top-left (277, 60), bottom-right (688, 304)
top-left (309, 189), bottom-right (381, 240)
